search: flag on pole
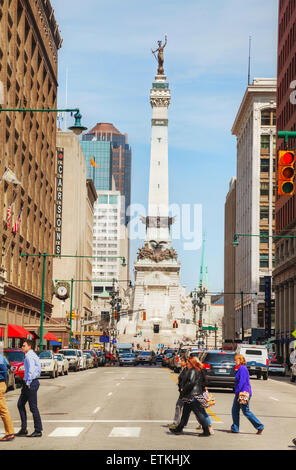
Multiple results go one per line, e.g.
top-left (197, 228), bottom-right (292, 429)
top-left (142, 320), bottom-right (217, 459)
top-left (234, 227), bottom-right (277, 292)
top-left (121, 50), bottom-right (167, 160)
top-left (12, 207), bottom-right (23, 235)
top-left (0, 168), bottom-right (21, 185)
top-left (90, 157), bottom-right (99, 168)
top-left (7, 197), bottom-right (15, 228)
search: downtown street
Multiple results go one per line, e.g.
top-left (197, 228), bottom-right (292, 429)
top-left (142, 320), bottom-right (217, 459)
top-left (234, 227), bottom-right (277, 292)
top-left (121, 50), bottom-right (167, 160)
top-left (1, 364), bottom-right (296, 451)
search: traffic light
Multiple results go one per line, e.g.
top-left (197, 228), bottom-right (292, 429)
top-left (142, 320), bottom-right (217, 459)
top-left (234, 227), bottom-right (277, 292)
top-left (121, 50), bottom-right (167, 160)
top-left (116, 304), bottom-right (121, 322)
top-left (114, 310), bottom-right (118, 321)
top-left (278, 150), bottom-right (295, 195)
top-left (143, 311), bottom-right (146, 321)
top-left (198, 320), bottom-right (202, 328)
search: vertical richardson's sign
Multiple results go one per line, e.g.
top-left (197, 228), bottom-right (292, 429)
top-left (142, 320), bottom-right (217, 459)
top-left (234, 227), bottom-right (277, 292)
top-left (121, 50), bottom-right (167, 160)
top-left (55, 148), bottom-right (64, 255)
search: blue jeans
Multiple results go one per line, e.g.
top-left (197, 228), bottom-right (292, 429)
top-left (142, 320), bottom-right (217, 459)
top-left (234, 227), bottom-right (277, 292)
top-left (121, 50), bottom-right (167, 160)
top-left (231, 396), bottom-right (264, 433)
top-left (17, 379), bottom-right (42, 433)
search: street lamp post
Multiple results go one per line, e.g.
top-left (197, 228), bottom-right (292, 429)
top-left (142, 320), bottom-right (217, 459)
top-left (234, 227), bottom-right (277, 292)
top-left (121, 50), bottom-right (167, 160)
top-left (0, 108), bottom-right (87, 135)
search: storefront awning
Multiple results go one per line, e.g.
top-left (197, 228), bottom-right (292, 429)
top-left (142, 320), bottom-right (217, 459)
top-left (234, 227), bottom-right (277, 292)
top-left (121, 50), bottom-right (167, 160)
top-left (43, 332), bottom-right (59, 342)
top-left (50, 341), bottom-right (62, 346)
top-left (0, 324), bottom-right (32, 339)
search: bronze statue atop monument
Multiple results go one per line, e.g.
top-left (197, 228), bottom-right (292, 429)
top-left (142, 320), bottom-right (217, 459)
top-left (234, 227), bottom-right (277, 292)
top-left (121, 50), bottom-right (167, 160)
top-left (152, 35), bottom-right (167, 75)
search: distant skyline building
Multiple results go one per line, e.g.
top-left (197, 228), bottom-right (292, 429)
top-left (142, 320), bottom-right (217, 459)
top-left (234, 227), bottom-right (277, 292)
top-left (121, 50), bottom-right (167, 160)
top-left (92, 189), bottom-right (129, 295)
top-left (80, 123), bottom-right (132, 293)
top-left (81, 123), bottom-right (132, 226)
top-left (231, 78), bottom-right (276, 343)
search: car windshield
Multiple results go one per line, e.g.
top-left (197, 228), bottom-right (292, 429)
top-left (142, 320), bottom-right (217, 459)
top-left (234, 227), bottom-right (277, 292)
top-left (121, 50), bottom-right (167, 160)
top-left (204, 353), bottom-right (235, 364)
top-left (4, 351), bottom-right (24, 362)
top-left (122, 354), bottom-right (134, 358)
top-left (39, 351), bottom-right (52, 359)
top-left (59, 350), bottom-right (76, 357)
top-left (85, 353), bottom-right (92, 358)
top-left (54, 355), bottom-right (63, 361)
top-left (140, 352), bottom-right (151, 356)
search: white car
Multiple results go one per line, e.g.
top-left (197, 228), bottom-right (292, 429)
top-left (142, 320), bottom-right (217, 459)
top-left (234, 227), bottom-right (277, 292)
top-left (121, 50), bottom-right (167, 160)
top-left (77, 349), bottom-right (87, 370)
top-left (39, 350), bottom-right (58, 379)
top-left (54, 353), bottom-right (69, 376)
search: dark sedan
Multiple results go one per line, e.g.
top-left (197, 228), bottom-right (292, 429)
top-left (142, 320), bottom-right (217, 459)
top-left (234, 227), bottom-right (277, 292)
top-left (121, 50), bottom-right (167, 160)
top-left (199, 351), bottom-right (236, 390)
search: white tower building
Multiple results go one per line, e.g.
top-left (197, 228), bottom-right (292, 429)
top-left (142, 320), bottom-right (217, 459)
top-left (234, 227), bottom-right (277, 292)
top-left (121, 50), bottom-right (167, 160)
top-left (118, 45), bottom-right (196, 346)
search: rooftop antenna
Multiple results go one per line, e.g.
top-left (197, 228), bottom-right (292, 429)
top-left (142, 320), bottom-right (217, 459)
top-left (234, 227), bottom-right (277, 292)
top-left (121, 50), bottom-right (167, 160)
top-left (248, 36), bottom-right (252, 86)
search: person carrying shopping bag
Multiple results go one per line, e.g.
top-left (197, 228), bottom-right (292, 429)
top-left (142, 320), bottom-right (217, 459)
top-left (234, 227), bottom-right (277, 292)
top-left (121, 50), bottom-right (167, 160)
top-left (169, 356), bottom-right (211, 437)
top-left (227, 354), bottom-right (264, 434)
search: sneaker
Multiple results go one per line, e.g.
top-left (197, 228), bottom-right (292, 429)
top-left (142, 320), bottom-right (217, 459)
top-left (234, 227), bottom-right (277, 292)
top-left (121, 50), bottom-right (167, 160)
top-left (15, 429), bottom-right (28, 437)
top-left (0, 434), bottom-right (15, 441)
top-left (169, 427), bottom-right (182, 435)
top-left (256, 428), bottom-right (264, 435)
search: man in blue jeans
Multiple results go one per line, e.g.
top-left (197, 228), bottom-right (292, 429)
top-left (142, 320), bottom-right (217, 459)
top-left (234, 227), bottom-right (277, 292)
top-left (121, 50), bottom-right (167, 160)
top-left (15, 339), bottom-right (43, 438)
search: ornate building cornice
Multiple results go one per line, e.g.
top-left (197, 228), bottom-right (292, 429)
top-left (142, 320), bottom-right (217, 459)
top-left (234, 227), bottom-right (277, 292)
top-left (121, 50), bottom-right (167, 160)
top-left (34, 0), bottom-right (63, 64)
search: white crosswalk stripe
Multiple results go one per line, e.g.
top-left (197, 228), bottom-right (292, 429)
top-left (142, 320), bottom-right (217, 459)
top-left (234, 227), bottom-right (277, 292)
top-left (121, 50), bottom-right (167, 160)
top-left (109, 427), bottom-right (141, 437)
top-left (49, 427), bottom-right (84, 437)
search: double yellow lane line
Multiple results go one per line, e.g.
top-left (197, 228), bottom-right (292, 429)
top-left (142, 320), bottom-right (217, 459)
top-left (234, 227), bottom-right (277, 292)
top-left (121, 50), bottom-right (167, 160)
top-left (168, 370), bottom-right (222, 423)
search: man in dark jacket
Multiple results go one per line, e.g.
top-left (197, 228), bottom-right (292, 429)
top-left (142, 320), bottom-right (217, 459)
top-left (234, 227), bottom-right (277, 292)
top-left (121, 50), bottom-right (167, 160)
top-left (0, 352), bottom-right (15, 441)
top-left (169, 357), bottom-right (211, 437)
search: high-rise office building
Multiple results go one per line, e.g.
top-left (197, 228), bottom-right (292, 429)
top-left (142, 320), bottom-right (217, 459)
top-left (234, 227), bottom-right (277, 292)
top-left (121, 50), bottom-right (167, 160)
top-left (0, 0), bottom-right (62, 346)
top-left (232, 78), bottom-right (276, 343)
top-left (81, 123), bottom-right (132, 225)
top-left (274, 0), bottom-right (296, 360)
top-left (80, 123), bottom-right (131, 293)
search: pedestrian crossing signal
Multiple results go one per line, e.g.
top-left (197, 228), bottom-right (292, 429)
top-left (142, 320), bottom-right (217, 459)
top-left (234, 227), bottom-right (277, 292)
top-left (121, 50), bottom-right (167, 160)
top-left (278, 150), bottom-right (295, 195)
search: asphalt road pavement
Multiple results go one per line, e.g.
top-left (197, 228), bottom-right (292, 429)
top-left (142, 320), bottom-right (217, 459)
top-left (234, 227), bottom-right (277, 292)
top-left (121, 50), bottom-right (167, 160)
top-left (1, 365), bottom-right (296, 450)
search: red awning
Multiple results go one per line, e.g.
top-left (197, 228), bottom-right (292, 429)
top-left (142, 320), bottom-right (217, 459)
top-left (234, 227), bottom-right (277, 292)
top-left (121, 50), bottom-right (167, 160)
top-left (0, 324), bottom-right (32, 338)
top-left (43, 332), bottom-right (59, 342)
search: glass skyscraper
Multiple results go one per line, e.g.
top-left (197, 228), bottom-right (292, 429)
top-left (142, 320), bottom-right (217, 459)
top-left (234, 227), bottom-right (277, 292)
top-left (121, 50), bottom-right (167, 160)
top-left (80, 140), bottom-right (112, 191)
top-left (81, 123), bottom-right (132, 226)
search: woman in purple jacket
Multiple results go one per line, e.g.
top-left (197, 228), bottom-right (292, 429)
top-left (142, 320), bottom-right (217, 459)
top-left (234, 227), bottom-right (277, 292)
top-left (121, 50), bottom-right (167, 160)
top-left (227, 354), bottom-right (264, 434)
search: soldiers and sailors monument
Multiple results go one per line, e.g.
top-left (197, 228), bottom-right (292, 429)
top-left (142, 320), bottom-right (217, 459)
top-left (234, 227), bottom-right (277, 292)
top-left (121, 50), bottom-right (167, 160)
top-left (118, 38), bottom-right (196, 347)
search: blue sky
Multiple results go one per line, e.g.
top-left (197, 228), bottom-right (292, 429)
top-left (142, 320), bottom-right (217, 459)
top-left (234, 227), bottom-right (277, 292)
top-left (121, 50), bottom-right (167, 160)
top-left (53, 0), bottom-right (278, 292)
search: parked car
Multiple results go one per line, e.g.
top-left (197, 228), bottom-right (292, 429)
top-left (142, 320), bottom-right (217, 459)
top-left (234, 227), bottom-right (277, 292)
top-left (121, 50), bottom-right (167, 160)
top-left (162, 352), bottom-right (174, 367)
top-left (39, 350), bottom-right (59, 379)
top-left (84, 352), bottom-right (94, 369)
top-left (3, 356), bottom-right (16, 391)
top-left (54, 353), bottom-right (69, 376)
top-left (58, 349), bottom-right (80, 372)
top-left (236, 344), bottom-right (269, 380)
top-left (77, 350), bottom-right (87, 370)
top-left (199, 351), bottom-right (236, 390)
top-left (119, 353), bottom-right (136, 366)
top-left (95, 350), bottom-right (106, 366)
top-left (83, 350), bottom-right (99, 368)
top-left (156, 353), bottom-right (163, 362)
top-left (105, 351), bottom-right (115, 364)
top-left (268, 354), bottom-right (286, 376)
top-left (136, 351), bottom-right (157, 365)
top-left (3, 348), bottom-right (25, 383)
